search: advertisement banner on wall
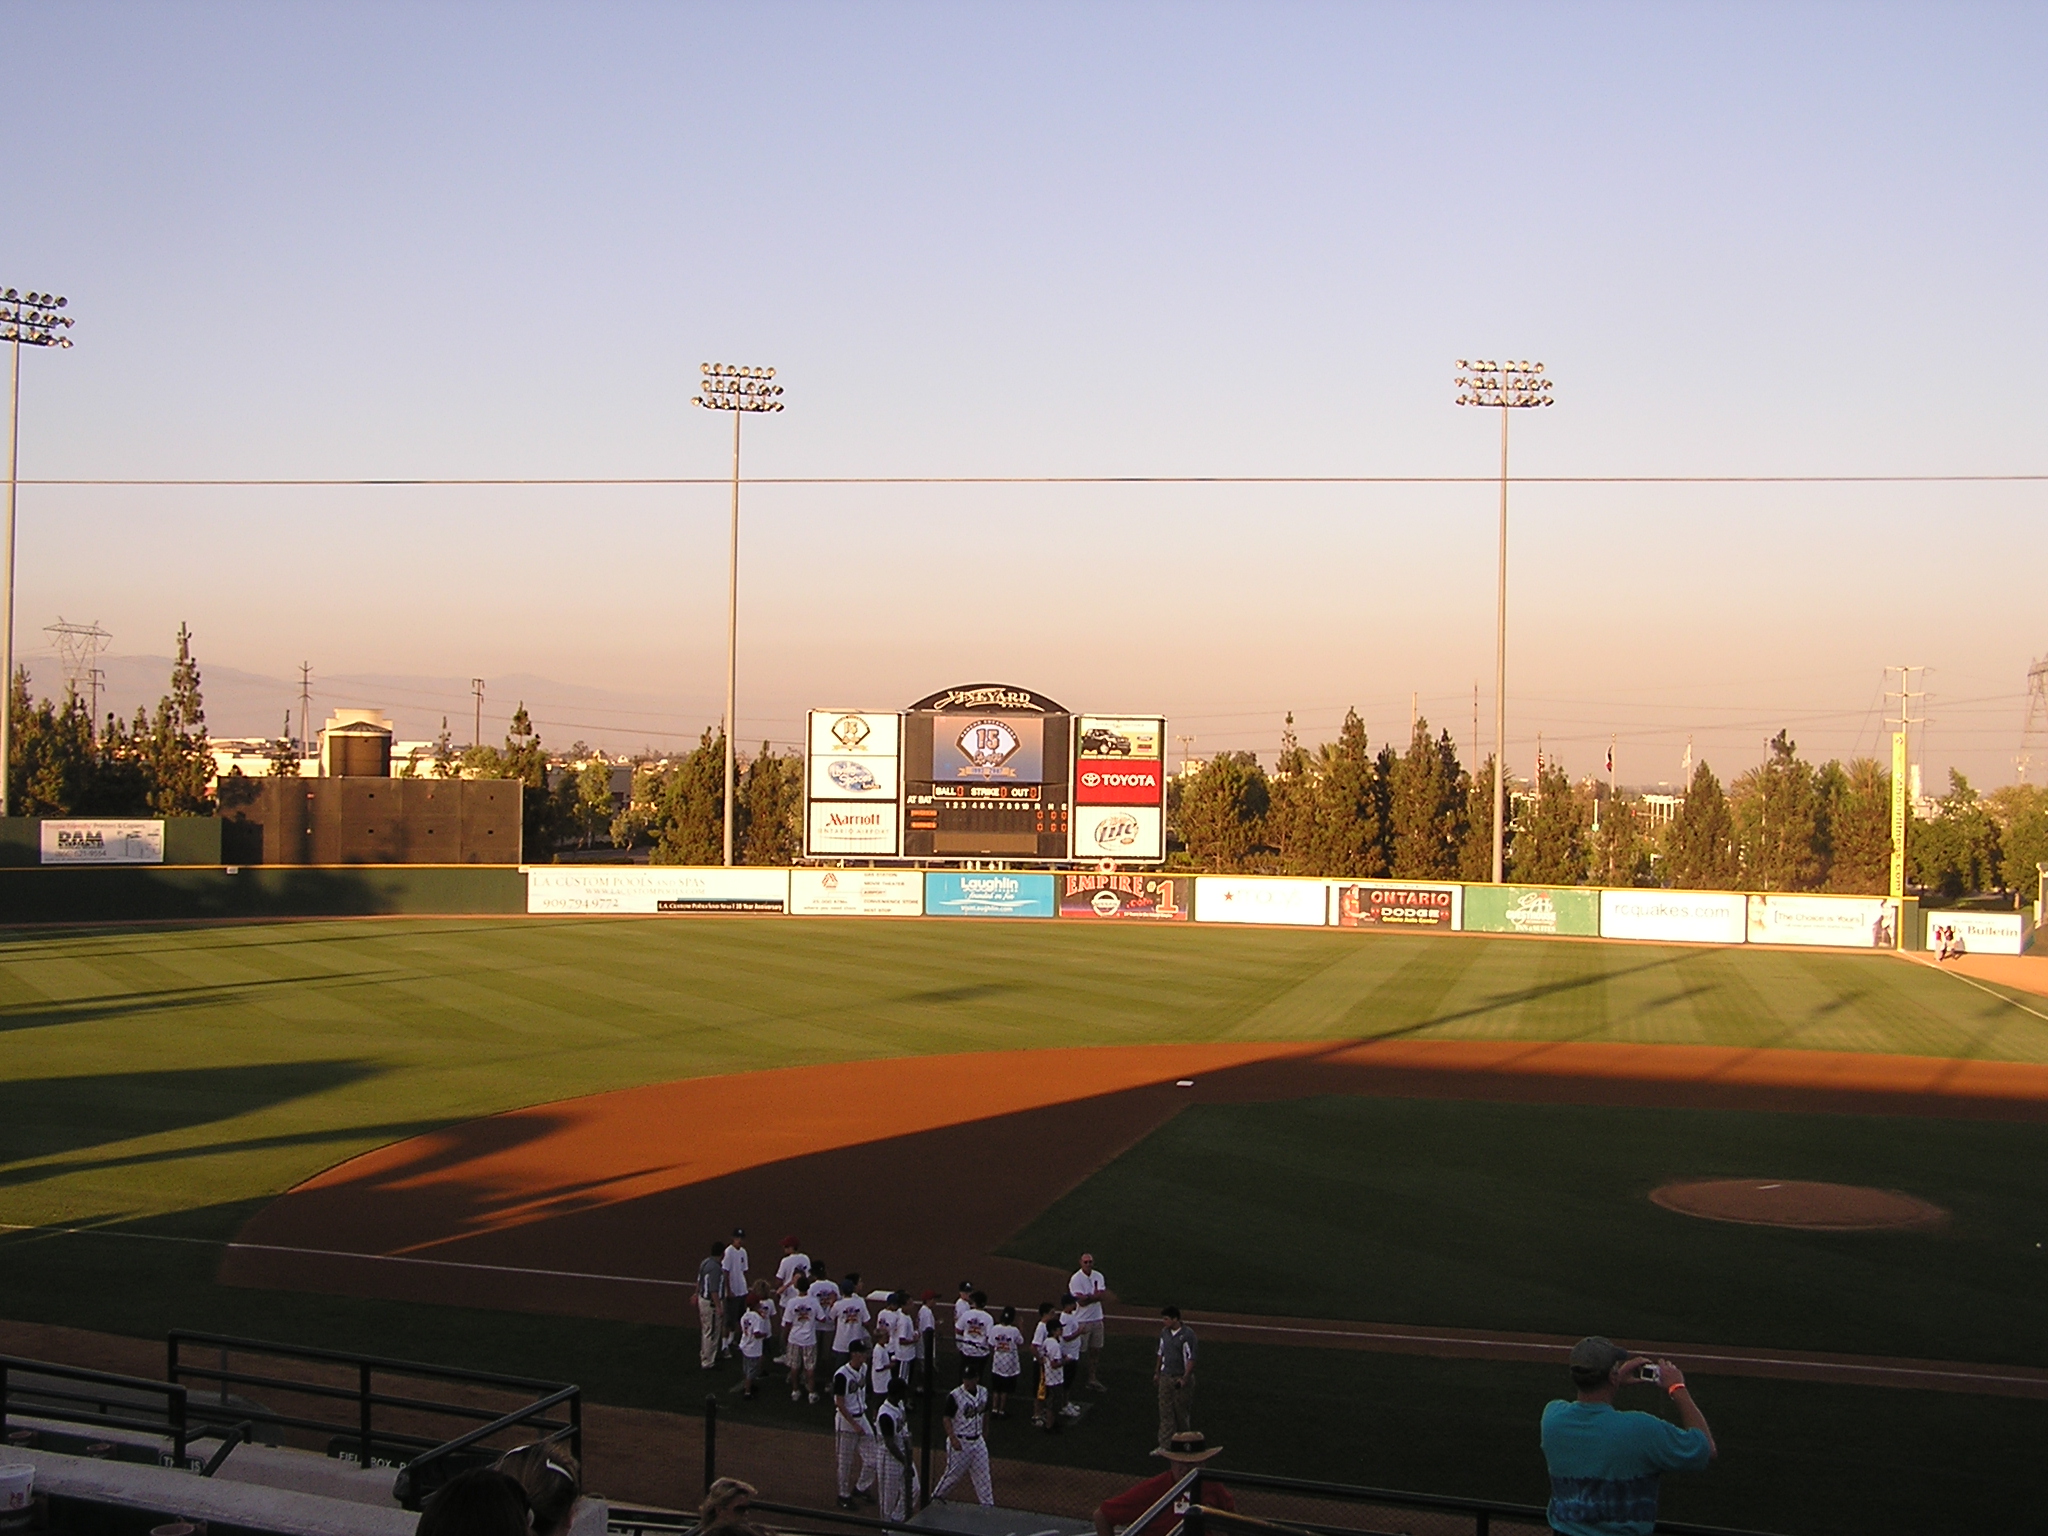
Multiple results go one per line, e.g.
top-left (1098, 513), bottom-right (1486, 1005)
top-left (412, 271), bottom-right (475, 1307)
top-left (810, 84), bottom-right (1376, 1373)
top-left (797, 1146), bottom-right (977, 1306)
top-left (527, 866), bottom-right (790, 914)
top-left (807, 710), bottom-right (901, 800)
top-left (1059, 873), bottom-right (1195, 920)
top-left (1075, 717), bottom-right (1164, 760)
top-left (925, 871), bottom-right (1057, 918)
top-left (1331, 882), bottom-right (1461, 930)
top-left (40, 820), bottom-right (165, 865)
top-left (1194, 877), bottom-right (1332, 926)
top-left (806, 803), bottom-right (901, 856)
top-left (1070, 805), bottom-right (1165, 861)
top-left (1747, 894), bottom-right (1898, 948)
top-left (1924, 909), bottom-right (2034, 957)
top-left (789, 868), bottom-right (924, 917)
top-left (1600, 890), bottom-right (1747, 945)
top-left (1462, 885), bottom-right (1601, 937)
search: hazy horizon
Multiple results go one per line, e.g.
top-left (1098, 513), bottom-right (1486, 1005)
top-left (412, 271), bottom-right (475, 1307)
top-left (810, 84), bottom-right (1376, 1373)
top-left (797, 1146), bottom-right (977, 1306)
top-left (6, 3), bottom-right (2043, 789)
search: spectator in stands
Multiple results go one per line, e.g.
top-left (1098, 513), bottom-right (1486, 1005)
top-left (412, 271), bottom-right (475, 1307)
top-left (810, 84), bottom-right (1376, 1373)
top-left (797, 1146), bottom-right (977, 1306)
top-left (1540, 1337), bottom-right (1715, 1536)
top-left (1155, 1307), bottom-right (1198, 1450)
top-left (700, 1476), bottom-right (764, 1536)
top-left (495, 1443), bottom-right (581, 1536)
top-left (1092, 1432), bottom-right (1235, 1536)
top-left (417, 1468), bottom-right (531, 1536)
top-left (697, 1240), bottom-right (729, 1369)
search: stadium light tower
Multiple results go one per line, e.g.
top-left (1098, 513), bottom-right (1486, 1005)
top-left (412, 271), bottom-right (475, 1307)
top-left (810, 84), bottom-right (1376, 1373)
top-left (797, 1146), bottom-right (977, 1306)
top-left (1455, 359), bottom-right (1553, 884)
top-left (692, 363), bottom-right (785, 866)
top-left (2, 289), bottom-right (75, 817)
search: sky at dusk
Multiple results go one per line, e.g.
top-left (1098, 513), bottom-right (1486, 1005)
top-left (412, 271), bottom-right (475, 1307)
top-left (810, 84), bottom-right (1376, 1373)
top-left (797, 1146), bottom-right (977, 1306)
top-left (6, 2), bottom-right (2044, 788)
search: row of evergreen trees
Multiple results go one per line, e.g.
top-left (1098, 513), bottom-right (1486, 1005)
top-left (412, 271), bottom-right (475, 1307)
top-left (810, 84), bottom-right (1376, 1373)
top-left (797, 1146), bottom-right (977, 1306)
top-left (1170, 716), bottom-right (2048, 897)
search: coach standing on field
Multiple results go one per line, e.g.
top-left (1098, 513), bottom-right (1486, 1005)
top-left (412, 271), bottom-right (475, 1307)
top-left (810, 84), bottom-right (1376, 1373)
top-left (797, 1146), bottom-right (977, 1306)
top-left (1069, 1253), bottom-right (1109, 1392)
top-left (696, 1241), bottom-right (729, 1369)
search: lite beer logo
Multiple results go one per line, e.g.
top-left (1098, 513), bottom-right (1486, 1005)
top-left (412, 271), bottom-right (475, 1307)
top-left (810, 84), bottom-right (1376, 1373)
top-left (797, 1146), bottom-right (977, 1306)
top-left (1074, 759), bottom-right (1163, 805)
top-left (829, 714), bottom-right (872, 751)
top-left (1090, 811), bottom-right (1142, 850)
top-left (956, 718), bottom-right (1022, 777)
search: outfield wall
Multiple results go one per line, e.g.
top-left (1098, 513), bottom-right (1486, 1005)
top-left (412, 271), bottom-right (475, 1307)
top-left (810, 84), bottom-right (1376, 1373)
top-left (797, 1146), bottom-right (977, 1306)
top-left (0, 859), bottom-right (1946, 952)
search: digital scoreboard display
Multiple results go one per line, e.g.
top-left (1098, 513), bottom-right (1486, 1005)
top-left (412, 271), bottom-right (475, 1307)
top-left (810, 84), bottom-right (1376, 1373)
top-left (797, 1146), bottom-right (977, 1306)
top-left (902, 685), bottom-right (1071, 860)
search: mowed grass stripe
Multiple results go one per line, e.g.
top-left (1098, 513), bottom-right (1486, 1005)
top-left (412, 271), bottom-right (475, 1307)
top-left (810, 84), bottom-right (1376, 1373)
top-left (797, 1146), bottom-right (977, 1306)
top-left (0, 917), bottom-right (2043, 1231)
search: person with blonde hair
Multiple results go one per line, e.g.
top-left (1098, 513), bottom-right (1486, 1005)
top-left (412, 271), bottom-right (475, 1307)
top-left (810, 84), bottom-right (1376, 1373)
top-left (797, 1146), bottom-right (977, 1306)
top-left (494, 1442), bottom-right (581, 1536)
top-left (700, 1475), bottom-right (761, 1534)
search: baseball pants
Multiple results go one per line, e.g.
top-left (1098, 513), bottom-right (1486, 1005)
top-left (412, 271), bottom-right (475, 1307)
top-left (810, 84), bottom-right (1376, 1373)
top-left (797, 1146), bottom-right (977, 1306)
top-left (1157, 1375), bottom-right (1194, 1447)
top-left (698, 1297), bottom-right (723, 1369)
top-left (835, 1423), bottom-right (878, 1498)
top-left (877, 1454), bottom-right (919, 1521)
top-left (932, 1438), bottom-right (992, 1506)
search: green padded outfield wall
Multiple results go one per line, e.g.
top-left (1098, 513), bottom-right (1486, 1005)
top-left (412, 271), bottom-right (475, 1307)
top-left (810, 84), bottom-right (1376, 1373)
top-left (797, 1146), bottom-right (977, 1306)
top-left (0, 865), bottom-right (526, 922)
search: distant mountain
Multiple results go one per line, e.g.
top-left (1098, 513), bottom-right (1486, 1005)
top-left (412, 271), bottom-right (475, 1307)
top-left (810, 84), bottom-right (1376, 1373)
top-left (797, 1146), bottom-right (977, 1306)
top-left (20, 655), bottom-right (730, 754)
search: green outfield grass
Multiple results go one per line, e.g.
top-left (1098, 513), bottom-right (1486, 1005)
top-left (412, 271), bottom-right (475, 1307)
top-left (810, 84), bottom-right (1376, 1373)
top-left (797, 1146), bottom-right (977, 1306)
top-left (1006, 1096), bottom-right (2048, 1366)
top-left (1, 915), bottom-right (2041, 1234)
top-left (3, 916), bottom-right (2044, 1536)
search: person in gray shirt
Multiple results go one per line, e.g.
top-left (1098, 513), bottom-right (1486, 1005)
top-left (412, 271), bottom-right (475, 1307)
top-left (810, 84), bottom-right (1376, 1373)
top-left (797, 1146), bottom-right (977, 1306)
top-left (697, 1241), bottom-right (729, 1369)
top-left (1155, 1306), bottom-right (1197, 1450)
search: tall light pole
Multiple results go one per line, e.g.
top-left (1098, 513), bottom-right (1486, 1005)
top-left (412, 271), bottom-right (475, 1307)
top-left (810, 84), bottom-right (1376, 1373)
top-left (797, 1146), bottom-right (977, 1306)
top-left (692, 363), bottom-right (784, 866)
top-left (2, 289), bottom-right (74, 818)
top-left (1455, 359), bottom-right (1552, 884)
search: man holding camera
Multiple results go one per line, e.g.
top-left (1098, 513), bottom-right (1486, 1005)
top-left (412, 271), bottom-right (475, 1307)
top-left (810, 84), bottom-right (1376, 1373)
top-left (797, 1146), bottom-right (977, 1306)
top-left (1540, 1337), bottom-right (1716, 1536)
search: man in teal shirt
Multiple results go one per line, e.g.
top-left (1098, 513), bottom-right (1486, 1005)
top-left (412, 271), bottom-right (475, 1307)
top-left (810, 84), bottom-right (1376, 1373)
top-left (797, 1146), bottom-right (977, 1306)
top-left (1540, 1337), bottom-right (1716, 1536)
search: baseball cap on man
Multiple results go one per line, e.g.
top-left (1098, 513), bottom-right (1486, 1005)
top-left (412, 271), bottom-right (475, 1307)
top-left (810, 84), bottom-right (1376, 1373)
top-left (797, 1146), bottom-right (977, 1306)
top-left (1568, 1337), bottom-right (1630, 1381)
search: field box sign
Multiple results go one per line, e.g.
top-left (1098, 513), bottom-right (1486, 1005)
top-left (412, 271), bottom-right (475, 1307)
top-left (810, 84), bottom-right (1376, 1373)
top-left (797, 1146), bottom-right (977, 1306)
top-left (924, 871), bottom-right (1057, 918)
top-left (1463, 885), bottom-right (1600, 937)
top-left (1194, 877), bottom-right (1331, 926)
top-left (1058, 873), bottom-right (1194, 921)
top-left (1600, 890), bottom-right (1747, 945)
top-left (526, 866), bottom-right (790, 914)
top-left (1923, 909), bottom-right (2033, 956)
top-left (1331, 882), bottom-right (1461, 930)
top-left (807, 710), bottom-right (902, 800)
top-left (807, 802), bottom-right (901, 857)
top-left (41, 819), bottom-right (165, 865)
top-left (1747, 894), bottom-right (1898, 949)
top-left (789, 868), bottom-right (924, 917)
top-left (1070, 805), bottom-right (1165, 862)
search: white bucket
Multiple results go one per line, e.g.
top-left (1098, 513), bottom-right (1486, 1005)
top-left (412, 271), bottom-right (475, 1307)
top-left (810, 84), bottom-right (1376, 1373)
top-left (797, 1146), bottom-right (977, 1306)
top-left (0, 1465), bottom-right (31, 1513)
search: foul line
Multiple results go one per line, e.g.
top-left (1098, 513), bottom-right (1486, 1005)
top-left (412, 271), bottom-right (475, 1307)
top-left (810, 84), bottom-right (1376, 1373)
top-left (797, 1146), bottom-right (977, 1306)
top-left (1898, 954), bottom-right (2048, 1026)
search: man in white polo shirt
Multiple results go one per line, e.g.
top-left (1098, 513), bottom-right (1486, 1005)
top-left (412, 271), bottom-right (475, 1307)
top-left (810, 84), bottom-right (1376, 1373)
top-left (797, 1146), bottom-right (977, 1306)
top-left (1069, 1252), bottom-right (1109, 1392)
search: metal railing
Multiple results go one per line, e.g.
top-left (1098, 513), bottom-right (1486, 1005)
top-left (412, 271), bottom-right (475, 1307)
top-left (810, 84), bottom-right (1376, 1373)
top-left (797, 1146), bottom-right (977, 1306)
top-left (167, 1330), bottom-right (580, 1507)
top-left (1, 1354), bottom-right (193, 1465)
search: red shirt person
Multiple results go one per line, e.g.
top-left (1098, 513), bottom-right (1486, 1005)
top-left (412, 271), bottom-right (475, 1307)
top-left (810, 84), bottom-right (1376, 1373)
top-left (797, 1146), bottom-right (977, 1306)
top-left (1093, 1434), bottom-right (1236, 1536)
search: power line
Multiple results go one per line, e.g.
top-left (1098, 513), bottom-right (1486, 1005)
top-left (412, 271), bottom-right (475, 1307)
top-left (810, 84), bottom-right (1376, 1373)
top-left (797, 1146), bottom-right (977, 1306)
top-left (14, 472), bottom-right (2048, 488)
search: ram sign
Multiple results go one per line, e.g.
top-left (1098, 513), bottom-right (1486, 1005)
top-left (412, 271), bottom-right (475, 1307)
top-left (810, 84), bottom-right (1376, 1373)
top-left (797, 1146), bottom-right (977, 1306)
top-left (41, 819), bottom-right (165, 865)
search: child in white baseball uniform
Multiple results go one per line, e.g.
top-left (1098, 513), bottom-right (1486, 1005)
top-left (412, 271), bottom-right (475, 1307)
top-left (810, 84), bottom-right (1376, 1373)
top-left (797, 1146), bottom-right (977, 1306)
top-left (931, 1361), bottom-right (994, 1506)
top-left (988, 1306), bottom-right (1024, 1418)
top-left (1057, 1294), bottom-right (1085, 1418)
top-left (1031, 1302), bottom-right (1064, 1430)
top-left (736, 1291), bottom-right (773, 1399)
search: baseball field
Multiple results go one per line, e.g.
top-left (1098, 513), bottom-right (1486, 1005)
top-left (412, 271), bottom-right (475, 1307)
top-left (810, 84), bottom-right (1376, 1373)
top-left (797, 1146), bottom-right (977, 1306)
top-left (5, 915), bottom-right (2048, 1534)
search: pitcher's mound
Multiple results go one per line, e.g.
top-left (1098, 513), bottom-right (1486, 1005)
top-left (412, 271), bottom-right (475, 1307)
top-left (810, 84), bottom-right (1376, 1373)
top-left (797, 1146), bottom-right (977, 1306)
top-left (1650, 1179), bottom-right (1947, 1231)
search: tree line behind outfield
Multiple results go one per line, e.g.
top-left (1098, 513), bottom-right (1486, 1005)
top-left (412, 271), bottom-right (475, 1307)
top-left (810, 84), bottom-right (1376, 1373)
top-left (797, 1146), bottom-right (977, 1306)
top-left (6, 636), bottom-right (2043, 898)
top-left (1167, 714), bottom-right (2048, 900)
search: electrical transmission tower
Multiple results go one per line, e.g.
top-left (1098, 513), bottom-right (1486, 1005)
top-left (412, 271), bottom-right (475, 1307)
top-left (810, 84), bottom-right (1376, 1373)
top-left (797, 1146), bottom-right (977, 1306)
top-left (2020, 656), bottom-right (2048, 783)
top-left (43, 617), bottom-right (109, 735)
top-left (1884, 664), bottom-right (1929, 800)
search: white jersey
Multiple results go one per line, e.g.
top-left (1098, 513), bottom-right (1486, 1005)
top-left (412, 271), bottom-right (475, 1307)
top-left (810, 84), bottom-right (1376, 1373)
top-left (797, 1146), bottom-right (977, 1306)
top-left (722, 1243), bottom-right (749, 1296)
top-left (831, 1294), bottom-right (872, 1352)
top-left (1060, 1312), bottom-right (1083, 1361)
top-left (1035, 1331), bottom-right (1065, 1385)
top-left (810, 1277), bottom-right (842, 1313)
top-left (831, 1362), bottom-right (869, 1421)
top-left (889, 1307), bottom-right (919, 1362)
top-left (954, 1296), bottom-right (972, 1334)
top-left (782, 1292), bottom-right (823, 1347)
top-left (917, 1303), bottom-right (936, 1337)
top-left (989, 1324), bottom-right (1024, 1377)
top-left (776, 1252), bottom-right (811, 1293)
top-left (946, 1382), bottom-right (988, 1440)
top-left (870, 1347), bottom-right (896, 1395)
top-left (739, 1307), bottom-right (772, 1358)
top-left (957, 1306), bottom-right (993, 1357)
top-left (1069, 1267), bottom-right (1108, 1324)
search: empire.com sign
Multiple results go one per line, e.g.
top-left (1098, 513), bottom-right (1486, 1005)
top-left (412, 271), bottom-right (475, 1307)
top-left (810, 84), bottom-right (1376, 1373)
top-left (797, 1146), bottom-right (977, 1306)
top-left (40, 820), bottom-right (166, 866)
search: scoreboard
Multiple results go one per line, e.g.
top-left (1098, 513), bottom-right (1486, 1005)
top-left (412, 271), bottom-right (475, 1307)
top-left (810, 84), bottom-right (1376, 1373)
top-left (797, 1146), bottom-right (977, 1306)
top-left (804, 681), bottom-right (1164, 865)
top-left (903, 684), bottom-right (1071, 860)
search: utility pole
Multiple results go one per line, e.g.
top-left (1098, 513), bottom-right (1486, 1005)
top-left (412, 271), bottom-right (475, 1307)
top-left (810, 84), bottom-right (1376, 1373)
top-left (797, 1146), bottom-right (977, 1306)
top-left (692, 362), bottom-right (785, 867)
top-left (299, 662), bottom-right (314, 762)
top-left (471, 678), bottom-right (485, 750)
top-left (1456, 359), bottom-right (1554, 883)
top-left (45, 619), bottom-right (110, 740)
top-left (1176, 734), bottom-right (1195, 776)
top-left (1, 288), bottom-right (74, 816)
top-left (1884, 665), bottom-right (1929, 800)
top-left (2018, 655), bottom-right (2048, 782)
